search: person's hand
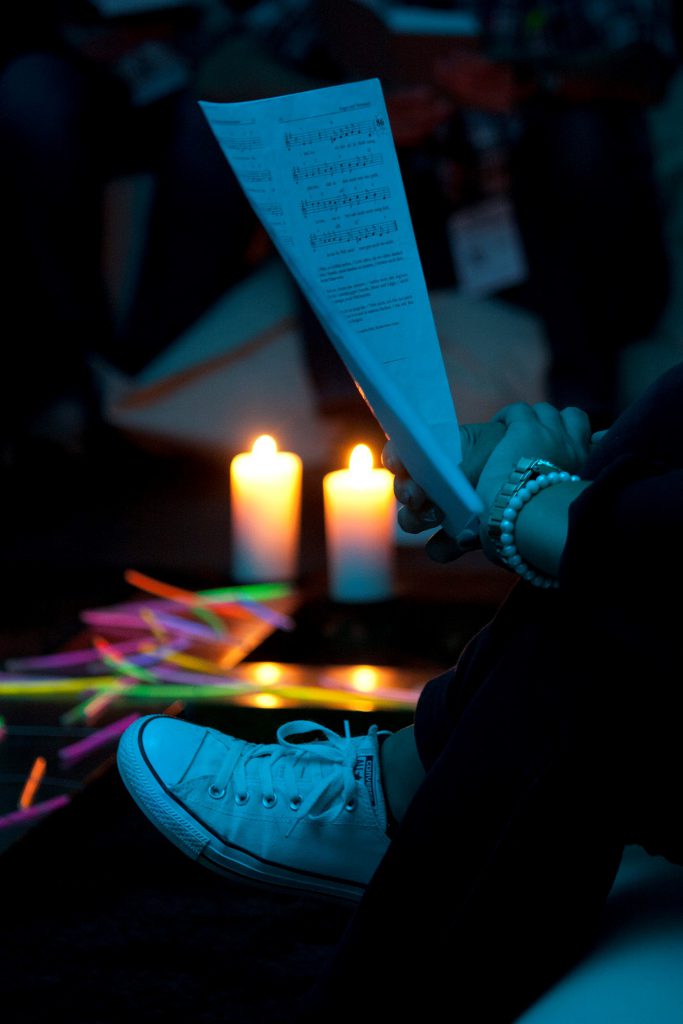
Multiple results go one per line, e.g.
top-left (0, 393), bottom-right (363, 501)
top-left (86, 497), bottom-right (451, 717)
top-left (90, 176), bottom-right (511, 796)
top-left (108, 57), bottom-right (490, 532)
top-left (383, 404), bottom-right (592, 564)
top-left (433, 51), bottom-right (533, 114)
top-left (476, 403), bottom-right (592, 512)
top-left (382, 421), bottom-right (505, 562)
top-left (384, 85), bottom-right (454, 148)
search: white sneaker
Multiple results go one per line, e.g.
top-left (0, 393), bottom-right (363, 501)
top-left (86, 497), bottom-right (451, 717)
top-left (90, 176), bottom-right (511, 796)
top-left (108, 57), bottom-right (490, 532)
top-left (117, 715), bottom-right (391, 901)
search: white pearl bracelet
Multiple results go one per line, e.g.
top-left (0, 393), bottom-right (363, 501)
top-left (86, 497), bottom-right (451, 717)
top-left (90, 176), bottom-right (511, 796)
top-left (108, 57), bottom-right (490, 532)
top-left (486, 458), bottom-right (581, 588)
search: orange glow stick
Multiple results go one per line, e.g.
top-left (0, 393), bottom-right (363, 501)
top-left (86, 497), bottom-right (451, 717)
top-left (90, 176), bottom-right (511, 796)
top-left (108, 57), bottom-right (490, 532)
top-left (125, 570), bottom-right (237, 628)
top-left (18, 756), bottom-right (47, 809)
top-left (163, 699), bottom-right (186, 717)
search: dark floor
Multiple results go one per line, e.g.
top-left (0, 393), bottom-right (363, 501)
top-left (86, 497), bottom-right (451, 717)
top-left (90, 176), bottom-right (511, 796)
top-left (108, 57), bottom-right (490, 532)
top-left (0, 427), bottom-right (511, 1022)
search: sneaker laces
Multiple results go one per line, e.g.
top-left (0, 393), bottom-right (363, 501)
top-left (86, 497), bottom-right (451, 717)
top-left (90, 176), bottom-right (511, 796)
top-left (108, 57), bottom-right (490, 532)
top-left (211, 720), bottom-right (380, 837)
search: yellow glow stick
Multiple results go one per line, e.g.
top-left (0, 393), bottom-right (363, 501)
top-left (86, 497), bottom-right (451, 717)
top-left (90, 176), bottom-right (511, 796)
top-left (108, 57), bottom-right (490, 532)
top-left (0, 676), bottom-right (121, 696)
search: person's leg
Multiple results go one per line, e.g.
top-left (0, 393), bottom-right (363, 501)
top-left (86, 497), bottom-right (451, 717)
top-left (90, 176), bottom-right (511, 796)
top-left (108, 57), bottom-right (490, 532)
top-left (379, 725), bottom-right (425, 825)
top-left (297, 591), bottom-right (626, 1021)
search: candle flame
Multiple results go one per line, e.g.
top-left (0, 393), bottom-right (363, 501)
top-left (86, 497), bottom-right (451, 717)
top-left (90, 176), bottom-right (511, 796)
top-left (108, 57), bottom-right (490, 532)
top-left (349, 444), bottom-right (373, 475)
top-left (252, 434), bottom-right (277, 458)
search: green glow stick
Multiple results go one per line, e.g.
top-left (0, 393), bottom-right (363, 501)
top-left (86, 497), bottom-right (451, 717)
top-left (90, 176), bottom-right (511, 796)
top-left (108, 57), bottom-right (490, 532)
top-left (197, 583), bottom-right (292, 602)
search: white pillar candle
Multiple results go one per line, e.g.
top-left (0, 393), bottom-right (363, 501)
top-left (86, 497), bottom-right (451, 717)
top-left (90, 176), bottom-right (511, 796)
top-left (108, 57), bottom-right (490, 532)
top-left (323, 444), bottom-right (395, 602)
top-left (230, 435), bottom-right (302, 582)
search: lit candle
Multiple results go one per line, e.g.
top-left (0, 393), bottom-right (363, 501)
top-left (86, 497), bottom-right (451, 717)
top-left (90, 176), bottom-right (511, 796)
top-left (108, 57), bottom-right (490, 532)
top-left (230, 435), bottom-right (302, 582)
top-left (323, 444), bottom-right (395, 602)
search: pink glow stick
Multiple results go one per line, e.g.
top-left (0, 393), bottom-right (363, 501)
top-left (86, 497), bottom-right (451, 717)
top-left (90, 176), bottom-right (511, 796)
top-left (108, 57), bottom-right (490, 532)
top-left (80, 610), bottom-right (150, 631)
top-left (87, 593), bottom-right (294, 632)
top-left (58, 713), bottom-right (140, 766)
top-left (5, 640), bottom-right (148, 672)
top-left (0, 794), bottom-right (71, 830)
top-left (80, 608), bottom-right (225, 643)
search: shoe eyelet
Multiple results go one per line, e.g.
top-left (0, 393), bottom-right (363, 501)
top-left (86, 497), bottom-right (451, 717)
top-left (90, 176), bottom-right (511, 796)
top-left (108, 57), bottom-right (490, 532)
top-left (262, 793), bottom-right (277, 808)
top-left (344, 799), bottom-right (356, 812)
top-left (208, 784), bottom-right (226, 799)
top-left (234, 792), bottom-right (250, 806)
top-left (289, 795), bottom-right (302, 811)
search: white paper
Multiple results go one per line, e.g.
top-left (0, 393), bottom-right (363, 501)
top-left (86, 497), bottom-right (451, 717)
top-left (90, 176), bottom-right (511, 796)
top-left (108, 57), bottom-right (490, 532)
top-left (200, 79), bottom-right (483, 534)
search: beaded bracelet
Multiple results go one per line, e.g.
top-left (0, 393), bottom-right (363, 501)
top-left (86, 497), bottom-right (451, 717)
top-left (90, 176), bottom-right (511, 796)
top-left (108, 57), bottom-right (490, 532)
top-left (486, 458), bottom-right (582, 589)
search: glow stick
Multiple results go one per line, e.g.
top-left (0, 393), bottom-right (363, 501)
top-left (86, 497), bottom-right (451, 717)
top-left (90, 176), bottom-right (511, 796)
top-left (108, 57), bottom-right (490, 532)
top-left (104, 636), bottom-right (187, 668)
top-left (220, 598), bottom-right (294, 631)
top-left (5, 640), bottom-right (150, 672)
top-left (60, 693), bottom-right (103, 724)
top-left (125, 570), bottom-right (295, 631)
top-left (140, 607), bottom-right (169, 642)
top-left (58, 713), bottom-right (140, 766)
top-left (80, 610), bottom-right (151, 631)
top-left (137, 608), bottom-right (220, 645)
top-left (80, 609), bottom-right (226, 641)
top-left (0, 715), bottom-right (6, 741)
top-left (268, 684), bottom-right (411, 709)
top-left (153, 613), bottom-right (234, 642)
top-left (0, 794), bottom-right (71, 830)
top-left (0, 675), bottom-right (119, 694)
top-left (92, 634), bottom-right (188, 675)
top-left (318, 678), bottom-right (422, 704)
top-left (197, 583), bottom-right (291, 601)
top-left (124, 570), bottom-right (230, 633)
top-left (0, 678), bottom-right (407, 705)
top-left (82, 683), bottom-right (136, 723)
top-left (166, 651), bottom-right (231, 674)
top-left (89, 583), bottom-right (291, 618)
top-left (18, 756), bottom-right (47, 809)
top-left (163, 700), bottom-right (186, 717)
top-left (0, 680), bottom-right (134, 697)
top-left (93, 637), bottom-right (160, 683)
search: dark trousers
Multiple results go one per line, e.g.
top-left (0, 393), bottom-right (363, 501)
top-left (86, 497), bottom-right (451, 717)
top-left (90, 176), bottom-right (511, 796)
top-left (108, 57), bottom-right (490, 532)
top-left (297, 364), bottom-right (683, 1021)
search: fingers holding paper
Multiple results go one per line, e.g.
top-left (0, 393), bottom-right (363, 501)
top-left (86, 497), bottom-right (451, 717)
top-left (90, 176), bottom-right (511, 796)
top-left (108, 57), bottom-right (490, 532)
top-left (383, 422), bottom-right (505, 561)
top-left (384, 407), bottom-right (592, 564)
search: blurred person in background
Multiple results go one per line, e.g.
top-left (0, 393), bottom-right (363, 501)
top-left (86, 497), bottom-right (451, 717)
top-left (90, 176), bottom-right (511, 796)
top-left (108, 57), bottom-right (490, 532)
top-left (431, 0), bottom-right (678, 425)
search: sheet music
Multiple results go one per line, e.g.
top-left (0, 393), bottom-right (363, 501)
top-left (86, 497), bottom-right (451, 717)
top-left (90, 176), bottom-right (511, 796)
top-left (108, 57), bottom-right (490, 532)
top-left (200, 79), bottom-right (483, 534)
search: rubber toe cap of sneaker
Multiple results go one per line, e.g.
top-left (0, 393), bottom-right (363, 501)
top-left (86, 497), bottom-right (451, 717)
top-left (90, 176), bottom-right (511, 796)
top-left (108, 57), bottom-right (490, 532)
top-left (137, 716), bottom-right (207, 789)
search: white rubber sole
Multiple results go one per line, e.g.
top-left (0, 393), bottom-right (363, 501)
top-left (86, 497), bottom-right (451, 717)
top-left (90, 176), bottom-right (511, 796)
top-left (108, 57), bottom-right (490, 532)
top-left (117, 717), bottom-right (365, 903)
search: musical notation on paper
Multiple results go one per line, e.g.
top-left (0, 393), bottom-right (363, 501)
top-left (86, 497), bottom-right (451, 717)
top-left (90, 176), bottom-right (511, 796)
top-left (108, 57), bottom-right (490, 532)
top-left (284, 116), bottom-right (387, 151)
top-left (301, 186), bottom-right (390, 218)
top-left (309, 219), bottom-right (398, 250)
top-left (292, 153), bottom-right (383, 184)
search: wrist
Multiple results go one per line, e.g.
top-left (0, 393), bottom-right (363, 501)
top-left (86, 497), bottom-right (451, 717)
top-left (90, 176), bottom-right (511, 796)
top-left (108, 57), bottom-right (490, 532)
top-left (484, 458), bottom-right (584, 586)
